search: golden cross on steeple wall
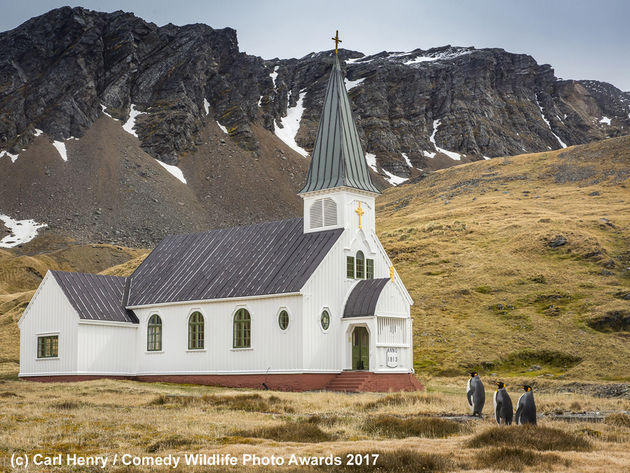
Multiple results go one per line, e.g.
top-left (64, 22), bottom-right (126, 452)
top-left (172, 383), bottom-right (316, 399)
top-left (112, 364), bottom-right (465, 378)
top-left (331, 30), bottom-right (342, 55)
top-left (354, 201), bottom-right (364, 229)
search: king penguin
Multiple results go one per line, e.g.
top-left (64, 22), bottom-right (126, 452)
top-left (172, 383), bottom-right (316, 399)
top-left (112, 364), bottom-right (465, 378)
top-left (466, 372), bottom-right (486, 417)
top-left (515, 385), bottom-right (537, 425)
top-left (493, 381), bottom-right (513, 425)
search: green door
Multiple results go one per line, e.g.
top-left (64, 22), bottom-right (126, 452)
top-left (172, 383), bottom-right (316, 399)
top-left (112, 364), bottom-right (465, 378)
top-left (352, 327), bottom-right (369, 370)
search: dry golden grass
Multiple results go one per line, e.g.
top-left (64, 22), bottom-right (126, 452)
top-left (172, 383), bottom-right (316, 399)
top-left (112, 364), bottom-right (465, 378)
top-left (377, 135), bottom-right (630, 379)
top-left (0, 378), bottom-right (628, 472)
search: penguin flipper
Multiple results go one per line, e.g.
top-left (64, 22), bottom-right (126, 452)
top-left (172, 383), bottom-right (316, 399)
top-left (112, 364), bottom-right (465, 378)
top-left (466, 379), bottom-right (473, 409)
top-left (515, 401), bottom-right (523, 425)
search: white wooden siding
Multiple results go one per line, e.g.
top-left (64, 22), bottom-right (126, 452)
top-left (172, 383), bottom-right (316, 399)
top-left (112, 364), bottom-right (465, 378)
top-left (19, 274), bottom-right (79, 376)
top-left (77, 323), bottom-right (137, 375)
top-left (132, 295), bottom-right (304, 375)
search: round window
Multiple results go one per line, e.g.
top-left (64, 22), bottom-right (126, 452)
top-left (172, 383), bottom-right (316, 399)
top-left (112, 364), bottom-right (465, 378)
top-left (278, 310), bottom-right (289, 330)
top-left (320, 310), bottom-right (330, 330)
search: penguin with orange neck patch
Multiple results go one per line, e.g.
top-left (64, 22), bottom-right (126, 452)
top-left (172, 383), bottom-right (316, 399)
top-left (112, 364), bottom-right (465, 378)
top-left (493, 381), bottom-right (513, 425)
top-left (466, 372), bottom-right (485, 417)
top-left (516, 385), bottom-right (537, 425)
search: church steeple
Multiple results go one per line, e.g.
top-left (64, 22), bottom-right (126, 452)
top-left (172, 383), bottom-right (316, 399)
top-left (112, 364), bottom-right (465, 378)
top-left (299, 47), bottom-right (380, 195)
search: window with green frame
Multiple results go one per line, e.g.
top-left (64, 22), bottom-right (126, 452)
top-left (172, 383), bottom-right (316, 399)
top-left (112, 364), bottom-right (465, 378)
top-left (147, 314), bottom-right (162, 351)
top-left (37, 335), bottom-right (58, 358)
top-left (278, 310), bottom-right (289, 330)
top-left (320, 310), bottom-right (330, 330)
top-left (346, 256), bottom-right (355, 278)
top-left (355, 251), bottom-right (365, 279)
top-left (233, 308), bottom-right (251, 348)
top-left (366, 258), bottom-right (374, 279)
top-left (188, 311), bottom-right (204, 349)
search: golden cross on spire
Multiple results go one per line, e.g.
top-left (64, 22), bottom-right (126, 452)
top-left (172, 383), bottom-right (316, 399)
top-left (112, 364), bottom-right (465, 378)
top-left (331, 30), bottom-right (342, 55)
top-left (354, 201), bottom-right (365, 229)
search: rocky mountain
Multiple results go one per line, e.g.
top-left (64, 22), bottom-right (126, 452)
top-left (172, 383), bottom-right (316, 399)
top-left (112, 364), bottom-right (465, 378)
top-left (1, 7), bottom-right (629, 246)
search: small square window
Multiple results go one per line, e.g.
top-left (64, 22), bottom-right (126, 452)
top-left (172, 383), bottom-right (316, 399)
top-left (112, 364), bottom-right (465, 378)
top-left (366, 259), bottom-right (374, 279)
top-left (37, 335), bottom-right (58, 358)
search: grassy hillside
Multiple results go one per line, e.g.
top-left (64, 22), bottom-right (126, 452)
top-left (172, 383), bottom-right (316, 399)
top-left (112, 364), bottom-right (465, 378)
top-left (0, 135), bottom-right (629, 381)
top-left (0, 237), bottom-right (147, 377)
top-left (377, 135), bottom-right (630, 380)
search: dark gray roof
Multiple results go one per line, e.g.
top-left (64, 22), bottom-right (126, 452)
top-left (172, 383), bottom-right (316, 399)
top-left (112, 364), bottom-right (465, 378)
top-left (300, 55), bottom-right (380, 194)
top-left (343, 278), bottom-right (390, 318)
top-left (50, 271), bottom-right (138, 323)
top-left (126, 218), bottom-right (343, 307)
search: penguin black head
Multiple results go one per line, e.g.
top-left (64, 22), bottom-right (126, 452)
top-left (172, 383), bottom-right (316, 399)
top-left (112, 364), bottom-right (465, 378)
top-left (523, 385), bottom-right (532, 392)
top-left (469, 371), bottom-right (478, 378)
top-left (495, 381), bottom-right (506, 389)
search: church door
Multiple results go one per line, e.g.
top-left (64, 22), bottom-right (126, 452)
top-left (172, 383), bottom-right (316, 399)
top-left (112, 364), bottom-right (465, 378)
top-left (351, 327), bottom-right (369, 370)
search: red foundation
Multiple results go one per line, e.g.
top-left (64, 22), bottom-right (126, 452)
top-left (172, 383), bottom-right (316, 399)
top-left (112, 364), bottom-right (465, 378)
top-left (22, 372), bottom-right (423, 392)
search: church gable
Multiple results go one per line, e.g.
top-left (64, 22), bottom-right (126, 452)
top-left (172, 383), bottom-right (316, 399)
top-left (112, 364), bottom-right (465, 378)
top-left (126, 218), bottom-right (343, 307)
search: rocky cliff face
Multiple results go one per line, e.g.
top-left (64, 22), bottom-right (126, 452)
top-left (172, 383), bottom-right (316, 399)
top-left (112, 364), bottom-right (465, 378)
top-left (1, 7), bottom-right (629, 246)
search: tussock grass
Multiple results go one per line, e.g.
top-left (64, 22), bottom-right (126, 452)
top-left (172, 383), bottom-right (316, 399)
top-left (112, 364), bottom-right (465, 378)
top-left (475, 446), bottom-right (567, 472)
top-left (146, 435), bottom-right (195, 453)
top-left (326, 449), bottom-right (455, 472)
top-left (148, 393), bottom-right (294, 413)
top-left (233, 422), bottom-right (333, 443)
top-left (363, 392), bottom-right (436, 410)
top-left (363, 415), bottom-right (465, 439)
top-left (605, 413), bottom-right (630, 428)
top-left (50, 400), bottom-right (85, 410)
top-left (305, 414), bottom-right (340, 426)
top-left (467, 425), bottom-right (592, 451)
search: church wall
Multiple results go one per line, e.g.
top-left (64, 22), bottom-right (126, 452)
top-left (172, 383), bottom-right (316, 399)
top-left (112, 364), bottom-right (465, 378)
top-left (132, 294), bottom-right (304, 375)
top-left (300, 237), bottom-right (350, 372)
top-left (77, 323), bottom-right (137, 375)
top-left (18, 275), bottom-right (79, 377)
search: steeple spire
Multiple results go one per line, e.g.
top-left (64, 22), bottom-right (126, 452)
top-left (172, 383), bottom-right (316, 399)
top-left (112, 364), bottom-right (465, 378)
top-left (300, 48), bottom-right (380, 195)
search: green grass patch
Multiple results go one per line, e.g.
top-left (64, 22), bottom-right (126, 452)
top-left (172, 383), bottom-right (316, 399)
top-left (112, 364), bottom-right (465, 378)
top-left (485, 349), bottom-right (582, 374)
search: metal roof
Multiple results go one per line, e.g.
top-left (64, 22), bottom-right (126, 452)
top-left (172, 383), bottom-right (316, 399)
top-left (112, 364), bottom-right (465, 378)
top-left (300, 55), bottom-right (380, 194)
top-left (126, 218), bottom-right (343, 307)
top-left (343, 278), bottom-right (390, 318)
top-left (50, 271), bottom-right (138, 323)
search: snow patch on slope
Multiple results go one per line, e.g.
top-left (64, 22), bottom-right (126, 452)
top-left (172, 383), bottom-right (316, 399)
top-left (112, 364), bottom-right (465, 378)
top-left (270, 65), bottom-right (279, 88)
top-left (423, 150), bottom-right (436, 159)
top-left (344, 77), bottom-right (365, 91)
top-left (203, 98), bottom-right (210, 115)
top-left (122, 104), bottom-right (145, 137)
top-left (382, 168), bottom-right (408, 186)
top-left (100, 104), bottom-right (118, 120)
top-left (216, 121), bottom-right (229, 134)
top-left (0, 150), bottom-right (19, 163)
top-left (274, 90), bottom-right (309, 157)
top-left (156, 160), bottom-right (187, 184)
top-left (52, 141), bottom-right (68, 161)
top-left (365, 153), bottom-right (378, 172)
top-left (535, 94), bottom-right (567, 148)
top-left (33, 129), bottom-right (43, 137)
top-left (429, 120), bottom-right (461, 160)
top-left (402, 152), bottom-right (413, 167)
top-left (599, 116), bottom-right (611, 125)
top-left (0, 214), bottom-right (47, 248)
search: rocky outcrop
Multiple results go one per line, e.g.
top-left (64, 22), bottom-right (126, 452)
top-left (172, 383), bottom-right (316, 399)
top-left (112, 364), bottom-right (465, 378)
top-left (1, 7), bottom-right (629, 184)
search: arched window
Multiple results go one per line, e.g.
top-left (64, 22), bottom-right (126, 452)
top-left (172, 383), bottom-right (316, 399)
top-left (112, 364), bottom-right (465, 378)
top-left (233, 308), bottom-right (251, 348)
top-left (278, 310), bottom-right (289, 330)
top-left (188, 311), bottom-right (204, 350)
top-left (356, 251), bottom-right (365, 279)
top-left (147, 314), bottom-right (162, 351)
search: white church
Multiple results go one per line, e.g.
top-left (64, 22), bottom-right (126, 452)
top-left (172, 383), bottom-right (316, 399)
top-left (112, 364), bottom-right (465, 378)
top-left (18, 50), bottom-right (421, 392)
